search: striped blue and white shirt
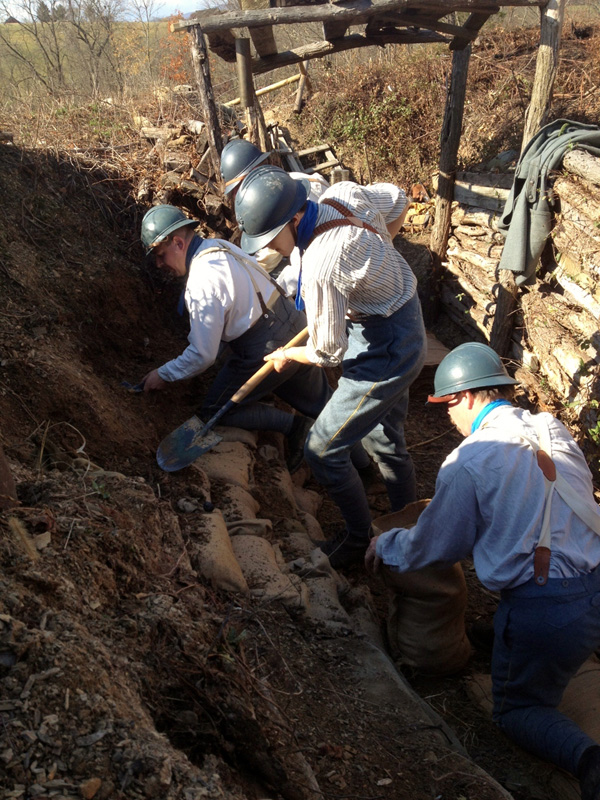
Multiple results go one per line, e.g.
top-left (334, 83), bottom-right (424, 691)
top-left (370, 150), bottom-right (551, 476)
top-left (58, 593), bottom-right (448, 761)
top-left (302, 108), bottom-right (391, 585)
top-left (300, 182), bottom-right (416, 367)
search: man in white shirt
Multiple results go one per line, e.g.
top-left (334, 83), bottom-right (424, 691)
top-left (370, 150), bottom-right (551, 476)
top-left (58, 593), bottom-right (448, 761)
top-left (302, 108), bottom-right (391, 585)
top-left (366, 342), bottom-right (600, 800)
top-left (140, 204), bottom-right (332, 472)
top-left (235, 166), bottom-right (426, 569)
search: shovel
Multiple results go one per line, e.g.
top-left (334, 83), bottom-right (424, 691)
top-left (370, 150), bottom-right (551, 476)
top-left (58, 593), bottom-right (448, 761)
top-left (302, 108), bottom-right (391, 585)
top-left (156, 326), bottom-right (309, 472)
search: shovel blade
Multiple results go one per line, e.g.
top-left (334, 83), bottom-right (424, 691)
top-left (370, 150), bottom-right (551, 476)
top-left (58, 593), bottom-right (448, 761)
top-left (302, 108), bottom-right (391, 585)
top-left (156, 416), bottom-right (223, 472)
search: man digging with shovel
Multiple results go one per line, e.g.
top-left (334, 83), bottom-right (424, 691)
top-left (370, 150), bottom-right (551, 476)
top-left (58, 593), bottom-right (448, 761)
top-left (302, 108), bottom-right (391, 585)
top-left (140, 204), bottom-right (332, 472)
top-left (366, 342), bottom-right (600, 800)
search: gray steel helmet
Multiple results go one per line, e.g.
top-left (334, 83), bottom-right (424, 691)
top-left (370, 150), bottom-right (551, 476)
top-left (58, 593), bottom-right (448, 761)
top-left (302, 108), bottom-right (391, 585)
top-left (235, 165), bottom-right (308, 254)
top-left (428, 342), bottom-right (519, 402)
top-left (141, 205), bottom-right (196, 253)
top-left (220, 139), bottom-right (269, 195)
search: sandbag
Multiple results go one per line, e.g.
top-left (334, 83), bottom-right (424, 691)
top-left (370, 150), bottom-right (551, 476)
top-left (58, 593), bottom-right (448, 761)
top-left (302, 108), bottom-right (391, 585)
top-left (373, 500), bottom-right (471, 676)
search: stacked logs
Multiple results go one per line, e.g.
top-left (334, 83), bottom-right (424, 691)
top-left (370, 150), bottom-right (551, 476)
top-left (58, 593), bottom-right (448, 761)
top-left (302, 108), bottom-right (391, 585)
top-left (439, 153), bottom-right (600, 433)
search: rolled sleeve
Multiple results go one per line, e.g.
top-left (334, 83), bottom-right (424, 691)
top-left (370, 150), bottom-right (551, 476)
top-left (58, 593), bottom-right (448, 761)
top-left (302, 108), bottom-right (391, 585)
top-left (158, 292), bottom-right (224, 382)
top-left (303, 281), bottom-right (348, 367)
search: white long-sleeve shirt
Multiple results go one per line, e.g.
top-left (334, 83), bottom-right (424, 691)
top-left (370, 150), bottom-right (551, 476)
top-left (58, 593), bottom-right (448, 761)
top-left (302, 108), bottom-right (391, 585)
top-left (300, 182), bottom-right (416, 367)
top-left (157, 238), bottom-right (278, 382)
top-left (376, 405), bottom-right (600, 591)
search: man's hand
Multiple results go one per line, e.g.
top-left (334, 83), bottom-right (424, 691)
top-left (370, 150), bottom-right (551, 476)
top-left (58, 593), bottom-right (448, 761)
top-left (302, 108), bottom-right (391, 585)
top-left (365, 535), bottom-right (382, 574)
top-left (143, 369), bottom-right (167, 392)
top-left (264, 348), bottom-right (293, 374)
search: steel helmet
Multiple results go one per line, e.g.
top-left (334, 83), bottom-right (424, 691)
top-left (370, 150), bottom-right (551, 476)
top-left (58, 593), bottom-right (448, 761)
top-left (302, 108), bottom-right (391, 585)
top-left (141, 205), bottom-right (196, 253)
top-left (235, 165), bottom-right (308, 254)
top-left (220, 139), bottom-right (270, 195)
top-left (428, 342), bottom-right (519, 402)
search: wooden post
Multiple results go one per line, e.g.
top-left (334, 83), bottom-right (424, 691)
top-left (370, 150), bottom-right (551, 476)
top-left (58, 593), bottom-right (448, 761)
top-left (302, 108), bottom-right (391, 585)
top-left (521, 0), bottom-right (566, 150)
top-left (489, 269), bottom-right (518, 357)
top-left (189, 25), bottom-right (223, 179)
top-left (235, 37), bottom-right (268, 151)
top-left (428, 45), bottom-right (471, 325)
top-left (294, 61), bottom-right (310, 113)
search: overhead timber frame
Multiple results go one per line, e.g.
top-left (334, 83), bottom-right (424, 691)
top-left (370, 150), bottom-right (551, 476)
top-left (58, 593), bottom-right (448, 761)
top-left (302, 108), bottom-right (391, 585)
top-left (174, 0), bottom-right (566, 341)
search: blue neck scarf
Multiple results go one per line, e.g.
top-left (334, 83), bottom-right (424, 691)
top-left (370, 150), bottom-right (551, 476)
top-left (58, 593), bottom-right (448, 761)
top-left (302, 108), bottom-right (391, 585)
top-left (471, 399), bottom-right (512, 434)
top-left (294, 201), bottom-right (319, 311)
top-left (177, 234), bottom-right (204, 316)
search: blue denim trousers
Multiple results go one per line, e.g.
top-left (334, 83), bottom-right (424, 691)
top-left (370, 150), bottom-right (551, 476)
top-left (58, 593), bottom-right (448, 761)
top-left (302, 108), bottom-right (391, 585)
top-left (305, 292), bottom-right (426, 536)
top-left (492, 568), bottom-right (600, 775)
top-left (201, 296), bottom-right (332, 433)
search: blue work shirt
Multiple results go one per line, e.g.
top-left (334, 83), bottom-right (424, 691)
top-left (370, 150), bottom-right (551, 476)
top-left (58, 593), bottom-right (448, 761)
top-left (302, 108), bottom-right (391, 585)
top-left (376, 406), bottom-right (600, 592)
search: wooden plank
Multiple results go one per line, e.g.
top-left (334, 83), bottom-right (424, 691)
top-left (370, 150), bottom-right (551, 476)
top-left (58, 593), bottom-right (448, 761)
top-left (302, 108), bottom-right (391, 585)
top-left (250, 31), bottom-right (448, 75)
top-left (295, 144), bottom-right (330, 157)
top-left (172, 1), bottom-right (545, 34)
top-left (305, 158), bottom-right (340, 173)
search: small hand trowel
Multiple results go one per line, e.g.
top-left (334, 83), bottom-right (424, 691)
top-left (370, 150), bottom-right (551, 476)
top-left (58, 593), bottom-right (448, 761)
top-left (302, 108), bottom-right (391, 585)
top-left (156, 327), bottom-right (308, 472)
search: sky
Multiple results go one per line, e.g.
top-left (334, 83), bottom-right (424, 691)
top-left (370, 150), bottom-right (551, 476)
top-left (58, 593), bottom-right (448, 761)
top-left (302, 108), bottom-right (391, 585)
top-left (158, 0), bottom-right (199, 18)
top-left (155, 0), bottom-right (212, 20)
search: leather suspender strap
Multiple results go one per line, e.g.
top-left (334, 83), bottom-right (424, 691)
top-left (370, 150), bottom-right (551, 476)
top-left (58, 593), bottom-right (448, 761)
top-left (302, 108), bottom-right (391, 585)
top-left (198, 244), bottom-right (284, 317)
top-left (309, 198), bottom-right (383, 242)
top-left (518, 417), bottom-right (600, 585)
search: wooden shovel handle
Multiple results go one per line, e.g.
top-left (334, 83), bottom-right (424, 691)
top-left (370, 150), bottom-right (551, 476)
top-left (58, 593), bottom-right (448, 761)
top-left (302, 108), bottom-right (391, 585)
top-left (229, 326), bottom-right (309, 404)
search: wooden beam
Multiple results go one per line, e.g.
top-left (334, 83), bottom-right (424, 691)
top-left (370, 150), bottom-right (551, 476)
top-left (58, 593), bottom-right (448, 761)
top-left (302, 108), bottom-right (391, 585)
top-left (521, 0), bottom-right (566, 149)
top-left (235, 37), bottom-right (267, 150)
top-left (224, 73), bottom-right (301, 106)
top-left (236, 38), bottom-right (254, 109)
top-left (429, 45), bottom-right (472, 324)
top-left (323, 19), bottom-right (350, 41)
top-left (241, 0), bottom-right (278, 57)
top-left (295, 143), bottom-right (331, 157)
top-left (250, 31), bottom-right (448, 75)
top-left (368, 12), bottom-right (477, 39)
top-left (294, 61), bottom-right (309, 113)
top-left (172, 1), bottom-right (546, 35)
top-left (189, 25), bottom-right (223, 179)
top-left (450, 11), bottom-right (494, 49)
top-left (205, 29), bottom-right (237, 62)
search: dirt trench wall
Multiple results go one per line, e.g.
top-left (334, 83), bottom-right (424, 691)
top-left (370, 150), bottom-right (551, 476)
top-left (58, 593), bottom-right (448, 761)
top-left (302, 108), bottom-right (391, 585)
top-left (439, 152), bottom-right (600, 453)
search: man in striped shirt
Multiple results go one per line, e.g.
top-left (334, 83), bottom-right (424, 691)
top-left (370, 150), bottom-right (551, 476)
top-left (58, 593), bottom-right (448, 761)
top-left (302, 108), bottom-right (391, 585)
top-left (235, 166), bottom-right (426, 568)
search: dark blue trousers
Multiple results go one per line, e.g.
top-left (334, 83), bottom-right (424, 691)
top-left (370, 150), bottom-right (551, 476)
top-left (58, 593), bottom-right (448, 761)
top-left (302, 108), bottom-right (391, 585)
top-left (492, 568), bottom-right (600, 775)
